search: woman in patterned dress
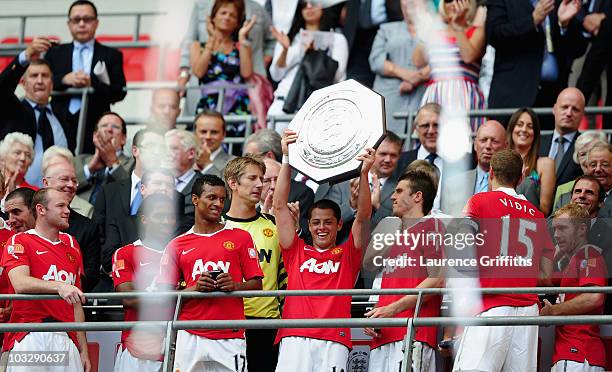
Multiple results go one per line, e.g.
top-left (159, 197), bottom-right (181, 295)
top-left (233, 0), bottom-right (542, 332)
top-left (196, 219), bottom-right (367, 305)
top-left (190, 0), bottom-right (256, 138)
top-left (507, 107), bottom-right (556, 216)
top-left (413, 0), bottom-right (487, 132)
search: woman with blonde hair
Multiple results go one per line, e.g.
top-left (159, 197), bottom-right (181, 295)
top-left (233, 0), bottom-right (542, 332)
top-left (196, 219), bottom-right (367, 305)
top-left (0, 133), bottom-right (38, 192)
top-left (507, 107), bottom-right (555, 215)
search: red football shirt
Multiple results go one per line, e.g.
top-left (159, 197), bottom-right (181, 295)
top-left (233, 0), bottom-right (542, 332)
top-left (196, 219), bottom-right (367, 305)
top-left (552, 244), bottom-right (606, 367)
top-left (157, 226), bottom-right (263, 339)
top-left (275, 232), bottom-right (361, 348)
top-left (1, 229), bottom-right (83, 352)
top-left (371, 217), bottom-right (443, 350)
top-left (0, 222), bottom-right (14, 313)
top-left (112, 240), bottom-right (166, 354)
top-left (463, 188), bottom-right (554, 312)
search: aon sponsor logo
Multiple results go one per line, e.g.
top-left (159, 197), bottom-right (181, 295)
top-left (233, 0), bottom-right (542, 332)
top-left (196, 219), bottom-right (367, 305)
top-left (299, 258), bottom-right (340, 274)
top-left (191, 259), bottom-right (231, 281)
top-left (42, 265), bottom-right (77, 285)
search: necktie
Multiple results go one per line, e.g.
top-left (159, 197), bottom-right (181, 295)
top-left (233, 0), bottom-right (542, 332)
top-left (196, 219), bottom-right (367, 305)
top-left (130, 181), bottom-right (142, 215)
top-left (476, 172), bottom-right (489, 194)
top-left (34, 105), bottom-right (54, 150)
top-left (69, 45), bottom-right (86, 114)
top-left (88, 170), bottom-right (106, 205)
top-left (359, 0), bottom-right (373, 28)
top-left (426, 153), bottom-right (438, 165)
top-left (554, 137), bottom-right (566, 171)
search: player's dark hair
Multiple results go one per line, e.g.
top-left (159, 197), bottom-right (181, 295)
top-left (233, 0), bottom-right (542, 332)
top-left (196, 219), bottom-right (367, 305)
top-left (6, 187), bottom-right (36, 207)
top-left (398, 170), bottom-right (436, 215)
top-left (30, 188), bottom-right (55, 218)
top-left (192, 175), bottom-right (226, 197)
top-left (68, 0), bottom-right (98, 18)
top-left (95, 111), bottom-right (127, 135)
top-left (307, 199), bottom-right (341, 222)
top-left (571, 174), bottom-right (606, 204)
top-left (490, 149), bottom-right (524, 188)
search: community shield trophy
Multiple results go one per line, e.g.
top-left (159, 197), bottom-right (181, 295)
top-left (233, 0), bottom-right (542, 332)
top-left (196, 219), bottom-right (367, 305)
top-left (287, 79), bottom-right (386, 184)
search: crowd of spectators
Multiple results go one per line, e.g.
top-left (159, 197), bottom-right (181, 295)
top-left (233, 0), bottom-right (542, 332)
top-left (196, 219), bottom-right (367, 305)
top-left (0, 0), bottom-right (611, 371)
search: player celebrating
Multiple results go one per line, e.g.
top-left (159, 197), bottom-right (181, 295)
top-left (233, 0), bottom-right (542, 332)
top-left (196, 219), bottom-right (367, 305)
top-left (158, 175), bottom-right (263, 371)
top-left (544, 203), bottom-right (607, 372)
top-left (365, 170), bottom-right (443, 372)
top-left (112, 194), bottom-right (178, 371)
top-left (272, 129), bottom-right (374, 371)
top-left (1, 188), bottom-right (90, 371)
top-left (453, 149), bottom-right (554, 372)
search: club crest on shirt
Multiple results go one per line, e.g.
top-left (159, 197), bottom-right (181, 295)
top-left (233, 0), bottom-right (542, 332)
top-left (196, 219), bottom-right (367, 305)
top-left (115, 259), bottom-right (125, 271)
top-left (66, 252), bottom-right (76, 264)
top-left (263, 228), bottom-right (274, 238)
top-left (223, 241), bottom-right (235, 251)
top-left (331, 247), bottom-right (343, 255)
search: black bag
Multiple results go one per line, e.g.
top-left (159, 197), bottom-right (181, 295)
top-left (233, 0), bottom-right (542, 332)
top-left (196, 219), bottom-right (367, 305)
top-left (282, 49), bottom-right (339, 114)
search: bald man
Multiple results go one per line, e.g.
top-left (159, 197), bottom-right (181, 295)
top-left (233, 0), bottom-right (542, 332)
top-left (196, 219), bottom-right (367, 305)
top-left (440, 120), bottom-right (507, 216)
top-left (539, 88), bottom-right (585, 186)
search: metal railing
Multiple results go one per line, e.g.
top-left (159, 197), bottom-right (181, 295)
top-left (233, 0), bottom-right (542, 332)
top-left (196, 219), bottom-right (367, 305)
top-left (0, 11), bottom-right (165, 56)
top-left (2, 287), bottom-right (612, 372)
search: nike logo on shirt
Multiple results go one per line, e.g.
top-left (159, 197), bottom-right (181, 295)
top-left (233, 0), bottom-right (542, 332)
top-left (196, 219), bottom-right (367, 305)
top-left (181, 248), bottom-right (196, 255)
top-left (36, 250), bottom-right (48, 255)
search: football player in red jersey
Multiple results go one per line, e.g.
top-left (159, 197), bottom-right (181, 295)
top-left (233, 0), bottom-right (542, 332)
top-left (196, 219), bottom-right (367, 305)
top-left (272, 129), bottom-right (374, 372)
top-left (453, 149), bottom-right (554, 372)
top-left (158, 175), bottom-right (263, 372)
top-left (2, 188), bottom-right (90, 372)
top-left (365, 169), bottom-right (443, 372)
top-left (543, 203), bottom-right (607, 372)
top-left (112, 193), bottom-right (177, 371)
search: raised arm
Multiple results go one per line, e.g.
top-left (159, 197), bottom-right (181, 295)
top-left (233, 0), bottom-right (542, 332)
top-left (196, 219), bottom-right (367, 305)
top-left (273, 129), bottom-right (299, 249)
top-left (238, 16), bottom-right (256, 80)
top-left (351, 148), bottom-right (375, 249)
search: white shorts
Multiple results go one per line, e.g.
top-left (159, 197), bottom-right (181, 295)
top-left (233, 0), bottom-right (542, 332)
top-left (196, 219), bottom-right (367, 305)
top-left (368, 341), bottom-right (435, 372)
top-left (453, 304), bottom-right (539, 372)
top-left (6, 332), bottom-right (83, 372)
top-left (114, 345), bottom-right (162, 372)
top-left (551, 360), bottom-right (606, 372)
top-left (173, 330), bottom-right (247, 372)
top-left (275, 337), bottom-right (349, 372)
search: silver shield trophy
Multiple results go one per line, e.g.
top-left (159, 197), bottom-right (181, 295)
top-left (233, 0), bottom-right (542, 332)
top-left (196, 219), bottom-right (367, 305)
top-left (287, 79), bottom-right (386, 184)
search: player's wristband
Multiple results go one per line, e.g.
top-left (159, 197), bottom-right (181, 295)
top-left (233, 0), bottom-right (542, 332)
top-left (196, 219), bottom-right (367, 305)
top-left (282, 155), bottom-right (289, 164)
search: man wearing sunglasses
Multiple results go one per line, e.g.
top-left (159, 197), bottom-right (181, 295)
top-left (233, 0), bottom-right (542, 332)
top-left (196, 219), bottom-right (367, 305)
top-left (45, 0), bottom-right (127, 154)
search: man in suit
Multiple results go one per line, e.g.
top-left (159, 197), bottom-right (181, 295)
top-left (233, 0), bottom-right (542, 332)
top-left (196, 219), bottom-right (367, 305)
top-left (45, 0), bottom-right (127, 153)
top-left (342, 0), bottom-right (403, 87)
top-left (74, 112), bottom-right (134, 204)
top-left (441, 120), bottom-right (507, 216)
top-left (165, 129), bottom-right (204, 217)
top-left (243, 129), bottom-right (314, 226)
top-left (41, 147), bottom-right (101, 292)
top-left (539, 87), bottom-right (585, 186)
top-left (0, 38), bottom-right (70, 187)
top-left (486, 0), bottom-right (583, 128)
top-left (193, 110), bottom-right (235, 177)
top-left (93, 129), bottom-right (166, 242)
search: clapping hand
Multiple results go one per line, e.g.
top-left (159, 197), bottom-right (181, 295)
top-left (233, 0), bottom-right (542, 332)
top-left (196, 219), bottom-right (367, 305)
top-left (239, 15), bottom-right (257, 42)
top-left (270, 26), bottom-right (290, 50)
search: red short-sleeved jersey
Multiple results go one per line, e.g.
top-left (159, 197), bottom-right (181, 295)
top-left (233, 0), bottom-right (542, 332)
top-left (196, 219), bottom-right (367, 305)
top-left (0, 222), bottom-right (14, 311)
top-left (157, 226), bottom-right (263, 340)
top-left (1, 230), bottom-right (83, 352)
top-left (275, 232), bottom-right (361, 349)
top-left (371, 217), bottom-right (443, 350)
top-left (112, 240), bottom-right (166, 354)
top-left (464, 188), bottom-right (554, 312)
top-left (552, 244), bottom-right (607, 367)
